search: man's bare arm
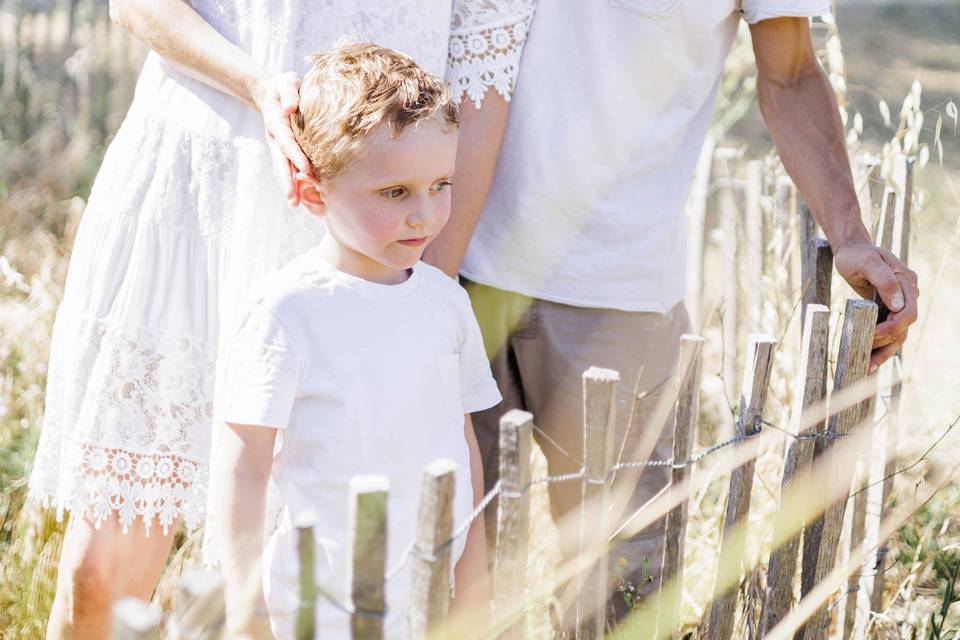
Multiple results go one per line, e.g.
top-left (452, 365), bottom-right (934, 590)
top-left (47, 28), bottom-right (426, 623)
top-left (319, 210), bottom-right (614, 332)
top-left (750, 17), bottom-right (919, 370)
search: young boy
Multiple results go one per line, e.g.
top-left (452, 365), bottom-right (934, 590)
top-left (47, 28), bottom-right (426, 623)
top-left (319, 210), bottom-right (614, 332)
top-left (212, 43), bottom-right (501, 639)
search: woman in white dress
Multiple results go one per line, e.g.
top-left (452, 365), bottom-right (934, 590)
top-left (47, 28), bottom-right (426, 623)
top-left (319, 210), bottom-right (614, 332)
top-left (28, 0), bottom-right (534, 635)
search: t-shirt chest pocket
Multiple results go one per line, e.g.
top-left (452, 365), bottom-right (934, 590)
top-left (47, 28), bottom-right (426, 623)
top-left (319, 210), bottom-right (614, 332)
top-left (436, 353), bottom-right (464, 421)
top-left (608, 0), bottom-right (681, 18)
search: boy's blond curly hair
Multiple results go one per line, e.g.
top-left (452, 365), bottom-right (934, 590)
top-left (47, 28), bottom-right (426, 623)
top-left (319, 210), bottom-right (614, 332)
top-left (292, 42), bottom-right (459, 180)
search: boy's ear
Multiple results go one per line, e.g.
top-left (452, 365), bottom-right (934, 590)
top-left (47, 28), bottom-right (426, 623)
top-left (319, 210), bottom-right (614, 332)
top-left (296, 173), bottom-right (327, 216)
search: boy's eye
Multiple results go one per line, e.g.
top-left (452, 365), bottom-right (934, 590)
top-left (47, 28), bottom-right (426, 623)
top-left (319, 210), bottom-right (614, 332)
top-left (381, 187), bottom-right (406, 199)
top-left (431, 180), bottom-right (453, 192)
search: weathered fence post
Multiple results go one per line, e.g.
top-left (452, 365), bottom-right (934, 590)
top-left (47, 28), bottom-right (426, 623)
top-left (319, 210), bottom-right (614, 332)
top-left (350, 475), bottom-right (389, 639)
top-left (492, 410), bottom-right (534, 639)
top-left (798, 241), bottom-right (832, 598)
top-left (706, 334), bottom-right (777, 640)
top-left (761, 305), bottom-right (831, 637)
top-left (869, 155), bottom-right (914, 616)
top-left (296, 511), bottom-right (319, 640)
top-left (798, 201), bottom-right (819, 286)
top-left (843, 172), bottom-right (907, 639)
top-left (173, 570), bottom-right (226, 639)
top-left (657, 335), bottom-right (706, 639)
top-left (797, 299), bottom-right (878, 640)
top-left (408, 459), bottom-right (457, 640)
top-left (718, 151), bottom-right (741, 412)
top-left (686, 135), bottom-right (716, 332)
top-left (575, 367), bottom-right (620, 639)
top-left (745, 160), bottom-right (765, 333)
top-left (111, 598), bottom-right (162, 640)
top-left (854, 154), bottom-right (881, 234)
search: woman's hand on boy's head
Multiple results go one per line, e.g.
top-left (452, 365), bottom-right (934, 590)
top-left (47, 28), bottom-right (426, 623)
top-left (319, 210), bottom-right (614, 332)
top-left (253, 71), bottom-right (313, 208)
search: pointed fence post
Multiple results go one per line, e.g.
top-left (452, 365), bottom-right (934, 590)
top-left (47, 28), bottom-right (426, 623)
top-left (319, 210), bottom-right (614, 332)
top-left (707, 334), bottom-right (777, 640)
top-left (350, 475), bottom-right (389, 639)
top-left (173, 570), bottom-right (226, 640)
top-left (657, 335), bottom-right (706, 639)
top-left (492, 410), bottom-right (534, 638)
top-left (761, 305), bottom-right (831, 637)
top-left (797, 299), bottom-right (878, 640)
top-left (111, 598), bottom-right (163, 640)
top-left (408, 459), bottom-right (457, 640)
top-left (575, 367), bottom-right (620, 640)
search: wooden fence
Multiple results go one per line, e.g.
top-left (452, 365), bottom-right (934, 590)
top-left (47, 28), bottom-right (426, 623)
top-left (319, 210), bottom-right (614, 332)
top-left (109, 150), bottom-right (915, 639)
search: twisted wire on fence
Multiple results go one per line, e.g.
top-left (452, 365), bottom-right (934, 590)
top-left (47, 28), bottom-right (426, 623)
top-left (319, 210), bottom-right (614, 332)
top-left (364, 416), bottom-right (799, 600)
top-left (200, 412), bottom-right (959, 624)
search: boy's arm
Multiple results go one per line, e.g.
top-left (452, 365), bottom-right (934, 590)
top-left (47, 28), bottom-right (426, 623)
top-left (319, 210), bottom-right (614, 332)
top-left (450, 414), bottom-right (492, 630)
top-left (214, 422), bottom-right (278, 638)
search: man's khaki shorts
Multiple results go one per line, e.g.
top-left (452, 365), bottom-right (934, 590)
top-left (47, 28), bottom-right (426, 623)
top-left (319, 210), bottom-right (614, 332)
top-left (464, 279), bottom-right (690, 624)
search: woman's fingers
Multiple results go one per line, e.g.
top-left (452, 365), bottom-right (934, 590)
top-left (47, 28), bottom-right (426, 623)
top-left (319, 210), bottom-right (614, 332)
top-left (286, 159), bottom-right (302, 207)
top-left (267, 134), bottom-right (296, 199)
top-left (272, 122), bottom-right (311, 175)
top-left (259, 71), bottom-right (311, 199)
top-left (276, 72), bottom-right (301, 114)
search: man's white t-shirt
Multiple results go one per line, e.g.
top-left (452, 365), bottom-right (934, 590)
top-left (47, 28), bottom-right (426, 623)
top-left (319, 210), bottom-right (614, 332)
top-left (222, 249), bottom-right (501, 639)
top-left (461, 0), bottom-right (830, 313)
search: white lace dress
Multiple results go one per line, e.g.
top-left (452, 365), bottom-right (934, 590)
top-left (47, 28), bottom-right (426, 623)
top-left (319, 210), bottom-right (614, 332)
top-left (28, 0), bottom-right (535, 536)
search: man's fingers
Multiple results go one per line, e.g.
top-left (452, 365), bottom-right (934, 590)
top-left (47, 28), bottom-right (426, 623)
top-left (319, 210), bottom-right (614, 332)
top-left (865, 252), bottom-right (905, 313)
top-left (875, 270), bottom-right (918, 343)
top-left (870, 341), bottom-right (901, 373)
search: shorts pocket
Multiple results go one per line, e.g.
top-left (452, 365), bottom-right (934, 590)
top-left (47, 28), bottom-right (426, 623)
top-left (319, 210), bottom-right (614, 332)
top-left (436, 353), bottom-right (464, 421)
top-left (608, 0), bottom-right (681, 18)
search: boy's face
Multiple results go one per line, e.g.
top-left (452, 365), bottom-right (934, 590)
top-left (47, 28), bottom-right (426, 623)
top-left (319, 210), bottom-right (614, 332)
top-left (301, 118), bottom-right (458, 283)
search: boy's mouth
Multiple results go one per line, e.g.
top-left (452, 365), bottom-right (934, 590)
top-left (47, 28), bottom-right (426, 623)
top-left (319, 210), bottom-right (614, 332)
top-left (397, 237), bottom-right (428, 247)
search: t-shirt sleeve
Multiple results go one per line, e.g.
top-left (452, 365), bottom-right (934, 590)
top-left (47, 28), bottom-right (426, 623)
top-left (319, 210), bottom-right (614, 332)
top-left (455, 289), bottom-right (503, 414)
top-left (222, 301), bottom-right (304, 429)
top-left (739, 0), bottom-right (830, 24)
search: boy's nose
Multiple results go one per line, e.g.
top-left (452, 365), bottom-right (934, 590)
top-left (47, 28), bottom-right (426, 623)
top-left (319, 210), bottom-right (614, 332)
top-left (406, 196), bottom-right (436, 229)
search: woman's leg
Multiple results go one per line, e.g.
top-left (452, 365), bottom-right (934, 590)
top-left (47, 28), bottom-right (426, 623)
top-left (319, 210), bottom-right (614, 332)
top-left (46, 514), bottom-right (176, 640)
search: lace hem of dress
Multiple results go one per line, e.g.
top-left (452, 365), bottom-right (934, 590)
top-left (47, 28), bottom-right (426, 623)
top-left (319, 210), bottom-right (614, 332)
top-left (28, 313), bottom-right (216, 536)
top-left (447, 9), bottom-right (535, 107)
top-left (28, 442), bottom-right (207, 536)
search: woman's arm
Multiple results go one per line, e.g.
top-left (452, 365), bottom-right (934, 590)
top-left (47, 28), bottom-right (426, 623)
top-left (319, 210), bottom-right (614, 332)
top-left (109, 0), bottom-right (310, 203)
top-left (450, 414), bottom-right (492, 631)
top-left (423, 0), bottom-right (536, 277)
top-left (424, 95), bottom-right (510, 277)
top-left (214, 421), bottom-right (278, 638)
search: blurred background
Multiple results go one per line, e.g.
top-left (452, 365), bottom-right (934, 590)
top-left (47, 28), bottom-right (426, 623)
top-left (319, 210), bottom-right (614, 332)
top-left (0, 1), bottom-right (958, 638)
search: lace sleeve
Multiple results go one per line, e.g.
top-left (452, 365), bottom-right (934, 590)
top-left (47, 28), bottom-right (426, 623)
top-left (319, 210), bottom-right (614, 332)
top-left (447, 0), bottom-right (536, 107)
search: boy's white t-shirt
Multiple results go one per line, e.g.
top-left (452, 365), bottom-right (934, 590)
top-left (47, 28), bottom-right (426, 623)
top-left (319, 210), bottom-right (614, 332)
top-left (460, 0), bottom-right (831, 313)
top-left (222, 248), bottom-right (502, 639)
